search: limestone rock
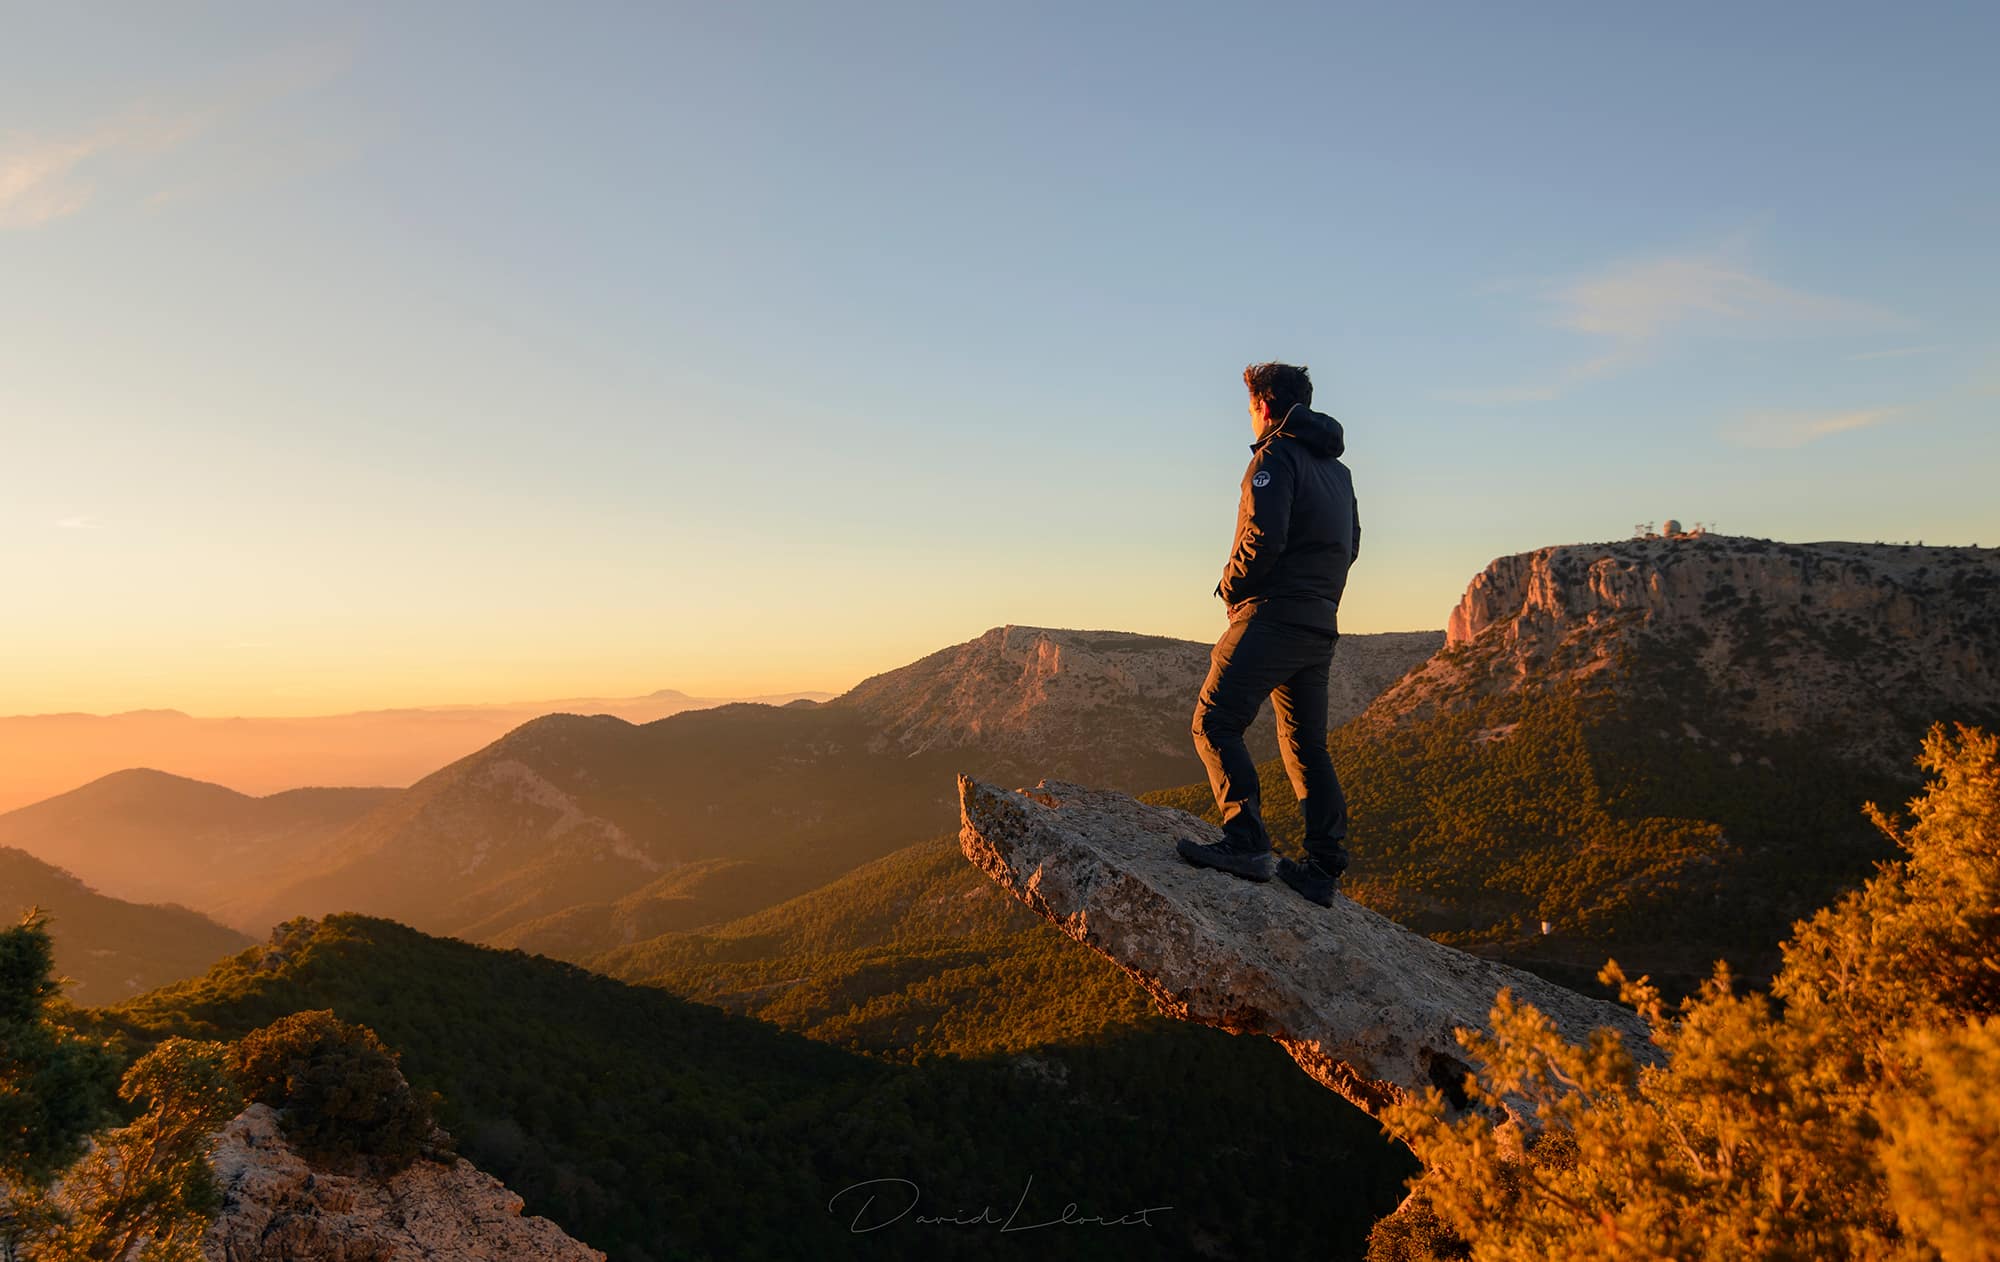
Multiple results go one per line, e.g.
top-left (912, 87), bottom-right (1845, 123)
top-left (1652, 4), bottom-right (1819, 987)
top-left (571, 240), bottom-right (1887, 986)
top-left (957, 776), bottom-right (1655, 1124)
top-left (202, 1104), bottom-right (604, 1262)
top-left (840, 624), bottom-right (1442, 770)
top-left (1392, 535), bottom-right (2000, 771)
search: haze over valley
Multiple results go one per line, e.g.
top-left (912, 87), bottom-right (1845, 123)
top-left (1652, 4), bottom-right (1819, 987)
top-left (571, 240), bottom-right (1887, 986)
top-left (0, 686), bottom-right (833, 815)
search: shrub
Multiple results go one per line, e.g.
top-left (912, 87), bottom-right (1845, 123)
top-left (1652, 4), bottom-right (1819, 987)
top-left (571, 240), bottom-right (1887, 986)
top-left (1377, 723), bottom-right (2000, 1260)
top-left (229, 1009), bottom-right (437, 1171)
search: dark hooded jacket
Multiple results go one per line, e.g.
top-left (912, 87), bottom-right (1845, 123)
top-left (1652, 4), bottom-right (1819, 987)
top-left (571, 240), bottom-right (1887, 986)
top-left (1214, 404), bottom-right (1360, 632)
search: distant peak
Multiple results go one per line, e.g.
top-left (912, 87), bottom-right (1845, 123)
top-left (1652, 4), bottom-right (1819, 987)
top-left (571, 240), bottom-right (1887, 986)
top-left (87, 766), bottom-right (215, 788)
top-left (35, 767), bottom-right (255, 807)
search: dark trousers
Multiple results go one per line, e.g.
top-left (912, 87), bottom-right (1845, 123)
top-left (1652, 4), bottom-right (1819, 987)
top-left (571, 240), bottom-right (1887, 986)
top-left (1191, 615), bottom-right (1349, 861)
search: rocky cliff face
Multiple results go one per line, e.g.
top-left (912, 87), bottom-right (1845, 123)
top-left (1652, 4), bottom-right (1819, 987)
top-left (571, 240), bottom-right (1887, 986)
top-left (203, 1104), bottom-right (603, 1262)
top-left (957, 775), bottom-right (1653, 1125)
top-left (1384, 535), bottom-right (2000, 768)
top-left (839, 624), bottom-right (1442, 761)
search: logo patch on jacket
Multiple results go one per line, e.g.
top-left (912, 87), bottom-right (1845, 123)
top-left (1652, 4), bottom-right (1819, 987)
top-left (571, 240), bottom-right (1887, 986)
top-left (1252, 471), bottom-right (1271, 488)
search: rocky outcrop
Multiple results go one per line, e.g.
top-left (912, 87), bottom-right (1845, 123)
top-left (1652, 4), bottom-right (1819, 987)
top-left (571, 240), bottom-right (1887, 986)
top-left (203, 1105), bottom-right (604, 1262)
top-left (957, 776), bottom-right (1654, 1125)
top-left (1387, 535), bottom-right (2000, 769)
top-left (840, 624), bottom-right (1442, 763)
top-left (1442, 536), bottom-right (1996, 653)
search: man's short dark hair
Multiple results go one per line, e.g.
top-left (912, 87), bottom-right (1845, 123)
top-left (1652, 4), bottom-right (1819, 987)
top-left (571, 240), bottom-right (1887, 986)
top-left (1243, 362), bottom-right (1312, 417)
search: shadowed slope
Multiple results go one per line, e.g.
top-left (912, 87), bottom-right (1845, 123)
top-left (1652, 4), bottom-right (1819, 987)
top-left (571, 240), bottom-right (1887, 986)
top-left (0, 847), bottom-right (251, 1005)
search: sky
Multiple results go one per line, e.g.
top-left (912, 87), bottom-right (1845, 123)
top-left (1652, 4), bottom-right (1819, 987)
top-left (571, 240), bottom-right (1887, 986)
top-left (5, 2), bottom-right (1997, 715)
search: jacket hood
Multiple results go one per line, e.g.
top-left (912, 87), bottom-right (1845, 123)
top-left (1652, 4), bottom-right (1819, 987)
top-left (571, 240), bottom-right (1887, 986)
top-left (1256, 404), bottom-right (1345, 458)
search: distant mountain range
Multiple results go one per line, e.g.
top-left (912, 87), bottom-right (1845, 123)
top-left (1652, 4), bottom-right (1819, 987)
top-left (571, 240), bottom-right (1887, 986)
top-left (0, 626), bottom-right (1437, 948)
top-left (0, 846), bottom-right (249, 1005)
top-left (36, 532), bottom-right (1991, 1011)
top-left (0, 687), bottom-right (835, 814)
top-left (0, 769), bottom-right (396, 922)
top-left (226, 626), bottom-right (1439, 941)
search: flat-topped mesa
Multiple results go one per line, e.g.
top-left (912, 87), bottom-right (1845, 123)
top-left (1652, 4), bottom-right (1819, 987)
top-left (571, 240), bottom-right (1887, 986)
top-left (1383, 535), bottom-right (2000, 773)
top-left (957, 775), bottom-right (1655, 1127)
top-left (1441, 534), bottom-right (1998, 650)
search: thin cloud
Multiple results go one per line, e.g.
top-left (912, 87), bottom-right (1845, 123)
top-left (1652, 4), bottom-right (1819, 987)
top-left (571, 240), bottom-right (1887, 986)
top-left (0, 111), bottom-right (204, 228)
top-left (1724, 406), bottom-right (1906, 450)
top-left (1438, 249), bottom-right (1895, 405)
top-left (1552, 256), bottom-right (1883, 343)
top-left (0, 39), bottom-right (350, 229)
top-left (55, 515), bottom-right (109, 530)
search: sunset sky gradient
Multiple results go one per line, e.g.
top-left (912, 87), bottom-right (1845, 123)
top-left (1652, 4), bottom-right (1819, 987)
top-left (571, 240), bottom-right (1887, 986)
top-left (6, 2), bottom-right (1997, 715)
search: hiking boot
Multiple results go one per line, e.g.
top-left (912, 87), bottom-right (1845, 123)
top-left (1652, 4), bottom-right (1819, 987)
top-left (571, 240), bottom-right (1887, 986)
top-left (1277, 855), bottom-right (1340, 907)
top-left (1175, 835), bottom-right (1276, 882)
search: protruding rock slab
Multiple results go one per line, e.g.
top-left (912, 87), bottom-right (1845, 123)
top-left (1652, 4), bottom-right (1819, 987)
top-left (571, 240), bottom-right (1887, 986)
top-left (957, 776), bottom-right (1655, 1124)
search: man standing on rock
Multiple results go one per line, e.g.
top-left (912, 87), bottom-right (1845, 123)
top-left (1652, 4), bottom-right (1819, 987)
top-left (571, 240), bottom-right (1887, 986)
top-left (1178, 362), bottom-right (1358, 907)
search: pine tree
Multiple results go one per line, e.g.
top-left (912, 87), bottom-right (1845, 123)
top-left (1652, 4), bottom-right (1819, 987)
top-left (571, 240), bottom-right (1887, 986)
top-left (19, 1039), bottom-right (242, 1261)
top-left (0, 912), bottom-right (119, 1260)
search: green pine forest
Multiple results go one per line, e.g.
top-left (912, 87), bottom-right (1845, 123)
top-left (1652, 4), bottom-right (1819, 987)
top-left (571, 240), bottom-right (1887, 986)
top-left (74, 913), bottom-right (1406, 1260)
top-left (1148, 682), bottom-right (1920, 998)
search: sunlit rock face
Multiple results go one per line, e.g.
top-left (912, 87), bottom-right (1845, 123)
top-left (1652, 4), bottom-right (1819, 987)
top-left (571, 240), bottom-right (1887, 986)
top-left (202, 1105), bottom-right (605, 1262)
top-left (956, 775), bottom-right (1655, 1127)
top-left (1390, 535), bottom-right (2000, 770)
top-left (839, 624), bottom-right (1442, 767)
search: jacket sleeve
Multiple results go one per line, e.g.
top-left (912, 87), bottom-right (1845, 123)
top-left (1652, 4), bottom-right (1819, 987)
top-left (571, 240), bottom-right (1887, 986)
top-left (1352, 494), bottom-right (1362, 563)
top-left (1217, 445), bottom-right (1296, 605)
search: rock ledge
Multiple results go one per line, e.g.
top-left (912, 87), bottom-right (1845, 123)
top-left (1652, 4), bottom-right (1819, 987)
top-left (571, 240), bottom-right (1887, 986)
top-left (957, 776), bottom-right (1654, 1123)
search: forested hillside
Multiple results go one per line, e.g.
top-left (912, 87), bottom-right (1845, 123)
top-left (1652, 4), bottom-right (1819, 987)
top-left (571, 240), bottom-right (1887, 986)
top-left (98, 915), bottom-right (1408, 1260)
top-left (592, 834), bottom-right (1170, 1058)
top-left (1147, 685), bottom-right (1907, 993)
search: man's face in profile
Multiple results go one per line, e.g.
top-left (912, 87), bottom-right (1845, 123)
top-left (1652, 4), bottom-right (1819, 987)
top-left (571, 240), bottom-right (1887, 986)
top-left (1248, 394), bottom-right (1273, 440)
